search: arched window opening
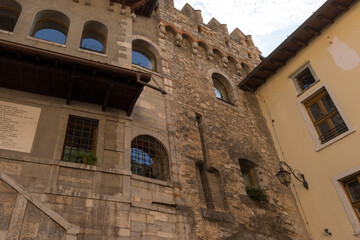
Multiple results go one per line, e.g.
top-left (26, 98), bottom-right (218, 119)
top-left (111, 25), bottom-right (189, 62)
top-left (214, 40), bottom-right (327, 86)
top-left (132, 45), bottom-right (156, 71)
top-left (131, 135), bottom-right (169, 181)
top-left (0, 0), bottom-right (21, 32)
top-left (241, 62), bottom-right (249, 74)
top-left (239, 159), bottom-right (258, 188)
top-left (212, 73), bottom-right (230, 102)
top-left (80, 21), bottom-right (107, 53)
top-left (30, 10), bottom-right (70, 44)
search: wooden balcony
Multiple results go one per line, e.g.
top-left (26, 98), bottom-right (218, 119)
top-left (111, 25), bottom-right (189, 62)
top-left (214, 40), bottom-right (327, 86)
top-left (0, 39), bottom-right (152, 115)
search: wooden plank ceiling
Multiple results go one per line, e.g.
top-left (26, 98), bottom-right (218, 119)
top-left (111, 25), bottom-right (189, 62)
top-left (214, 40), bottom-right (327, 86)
top-left (239, 0), bottom-right (358, 92)
top-left (0, 39), bottom-right (152, 115)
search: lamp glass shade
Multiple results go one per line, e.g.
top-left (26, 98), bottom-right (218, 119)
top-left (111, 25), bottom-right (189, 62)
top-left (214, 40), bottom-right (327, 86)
top-left (276, 169), bottom-right (291, 186)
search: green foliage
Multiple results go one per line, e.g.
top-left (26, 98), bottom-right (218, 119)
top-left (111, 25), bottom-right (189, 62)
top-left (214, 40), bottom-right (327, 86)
top-left (85, 152), bottom-right (97, 165)
top-left (70, 151), bottom-right (97, 165)
top-left (245, 186), bottom-right (269, 203)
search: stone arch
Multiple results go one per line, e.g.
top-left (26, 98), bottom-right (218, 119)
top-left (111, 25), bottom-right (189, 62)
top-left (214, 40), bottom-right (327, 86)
top-left (197, 41), bottom-right (208, 59)
top-left (130, 134), bottom-right (170, 181)
top-left (29, 9), bottom-right (70, 44)
top-left (212, 48), bottom-right (223, 66)
top-left (241, 62), bottom-right (250, 75)
top-left (181, 33), bottom-right (193, 50)
top-left (227, 55), bottom-right (237, 73)
top-left (80, 20), bottom-right (108, 53)
top-left (207, 68), bottom-right (236, 104)
top-left (0, 0), bottom-right (22, 32)
top-left (165, 24), bottom-right (177, 37)
top-left (132, 35), bottom-right (163, 73)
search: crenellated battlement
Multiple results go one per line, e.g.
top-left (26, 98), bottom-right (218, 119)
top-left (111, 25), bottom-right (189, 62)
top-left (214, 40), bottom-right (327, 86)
top-left (157, 0), bottom-right (261, 77)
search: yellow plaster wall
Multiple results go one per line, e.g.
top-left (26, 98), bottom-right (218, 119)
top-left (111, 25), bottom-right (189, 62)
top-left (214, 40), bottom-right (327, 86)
top-left (257, 2), bottom-right (360, 239)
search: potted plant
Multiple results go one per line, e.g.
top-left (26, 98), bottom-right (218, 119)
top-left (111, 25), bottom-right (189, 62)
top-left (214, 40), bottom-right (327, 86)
top-left (70, 151), bottom-right (97, 165)
top-left (245, 185), bottom-right (269, 204)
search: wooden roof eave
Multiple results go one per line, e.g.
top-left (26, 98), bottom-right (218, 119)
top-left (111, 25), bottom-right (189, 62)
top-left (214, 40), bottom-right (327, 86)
top-left (239, 0), bottom-right (358, 92)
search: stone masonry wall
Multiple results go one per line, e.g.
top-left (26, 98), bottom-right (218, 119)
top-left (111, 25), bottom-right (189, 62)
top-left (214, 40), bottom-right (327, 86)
top-left (0, 0), bottom-right (310, 239)
top-left (156, 0), bottom-right (311, 239)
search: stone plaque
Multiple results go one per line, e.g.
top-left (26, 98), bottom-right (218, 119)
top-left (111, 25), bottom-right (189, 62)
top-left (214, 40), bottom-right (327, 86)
top-left (0, 101), bottom-right (41, 153)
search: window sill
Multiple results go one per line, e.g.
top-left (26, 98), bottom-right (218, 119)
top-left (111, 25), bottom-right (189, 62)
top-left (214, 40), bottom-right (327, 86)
top-left (131, 174), bottom-right (172, 187)
top-left (78, 48), bottom-right (107, 57)
top-left (296, 79), bottom-right (320, 97)
top-left (315, 128), bottom-right (355, 152)
top-left (59, 160), bottom-right (97, 170)
top-left (26, 36), bottom-right (66, 48)
top-left (0, 29), bottom-right (13, 35)
top-left (216, 97), bottom-right (234, 106)
top-left (132, 63), bottom-right (162, 77)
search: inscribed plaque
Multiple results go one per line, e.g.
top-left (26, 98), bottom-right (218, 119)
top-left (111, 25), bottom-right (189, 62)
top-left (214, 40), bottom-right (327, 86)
top-left (0, 101), bottom-right (41, 153)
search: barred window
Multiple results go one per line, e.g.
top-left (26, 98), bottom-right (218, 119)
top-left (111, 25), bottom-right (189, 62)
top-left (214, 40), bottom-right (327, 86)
top-left (305, 89), bottom-right (348, 144)
top-left (131, 135), bottom-right (169, 181)
top-left (295, 67), bottom-right (315, 92)
top-left (343, 174), bottom-right (360, 222)
top-left (291, 63), bottom-right (318, 94)
top-left (62, 115), bottom-right (98, 164)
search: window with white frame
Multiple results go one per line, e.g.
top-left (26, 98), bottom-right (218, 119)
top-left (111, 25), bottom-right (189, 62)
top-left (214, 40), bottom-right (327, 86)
top-left (291, 63), bottom-right (318, 93)
top-left (342, 174), bottom-right (360, 222)
top-left (304, 89), bottom-right (348, 144)
top-left (332, 167), bottom-right (360, 235)
top-left (298, 83), bottom-right (353, 150)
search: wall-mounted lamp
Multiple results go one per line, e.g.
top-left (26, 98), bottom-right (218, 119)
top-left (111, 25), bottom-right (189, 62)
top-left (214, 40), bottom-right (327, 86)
top-left (276, 161), bottom-right (309, 189)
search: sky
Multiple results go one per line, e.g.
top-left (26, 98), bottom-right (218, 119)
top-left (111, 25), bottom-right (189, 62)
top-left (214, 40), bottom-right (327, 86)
top-left (174, 0), bottom-right (327, 56)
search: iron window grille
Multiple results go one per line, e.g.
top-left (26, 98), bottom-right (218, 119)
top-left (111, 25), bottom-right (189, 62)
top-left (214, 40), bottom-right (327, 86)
top-left (305, 90), bottom-right (348, 144)
top-left (295, 67), bottom-right (316, 92)
top-left (131, 135), bottom-right (169, 181)
top-left (62, 115), bottom-right (98, 163)
top-left (343, 174), bottom-right (360, 222)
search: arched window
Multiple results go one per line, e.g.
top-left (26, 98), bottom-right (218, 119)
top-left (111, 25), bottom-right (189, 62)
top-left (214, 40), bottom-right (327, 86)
top-left (132, 45), bottom-right (156, 71)
top-left (239, 159), bottom-right (258, 188)
top-left (241, 62), bottom-right (250, 74)
top-left (0, 0), bottom-right (22, 32)
top-left (80, 21), bottom-right (107, 53)
top-left (30, 10), bottom-right (70, 44)
top-left (131, 135), bottom-right (169, 181)
top-left (212, 73), bottom-right (230, 102)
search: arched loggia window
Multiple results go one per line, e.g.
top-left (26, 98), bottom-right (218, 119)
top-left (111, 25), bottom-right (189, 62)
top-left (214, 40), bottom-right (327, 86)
top-left (132, 45), bottom-right (156, 71)
top-left (80, 21), bottom-right (108, 53)
top-left (131, 135), bottom-right (169, 181)
top-left (30, 10), bottom-right (70, 44)
top-left (0, 0), bottom-right (22, 32)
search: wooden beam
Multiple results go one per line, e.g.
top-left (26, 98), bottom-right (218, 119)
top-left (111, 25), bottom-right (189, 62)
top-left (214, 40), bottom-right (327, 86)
top-left (127, 86), bottom-right (143, 116)
top-left (253, 77), bottom-right (266, 83)
top-left (66, 76), bottom-right (76, 105)
top-left (102, 83), bottom-right (114, 111)
top-left (332, 1), bottom-right (349, 11)
top-left (270, 58), bottom-right (286, 66)
top-left (132, 0), bottom-right (146, 11)
top-left (280, 48), bottom-right (296, 56)
top-left (317, 14), bottom-right (333, 23)
top-left (304, 26), bottom-right (321, 36)
top-left (292, 38), bottom-right (308, 46)
top-left (260, 67), bottom-right (273, 73)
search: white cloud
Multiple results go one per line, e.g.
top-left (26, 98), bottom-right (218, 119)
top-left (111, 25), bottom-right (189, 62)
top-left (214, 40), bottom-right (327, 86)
top-left (174, 0), bottom-right (326, 55)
